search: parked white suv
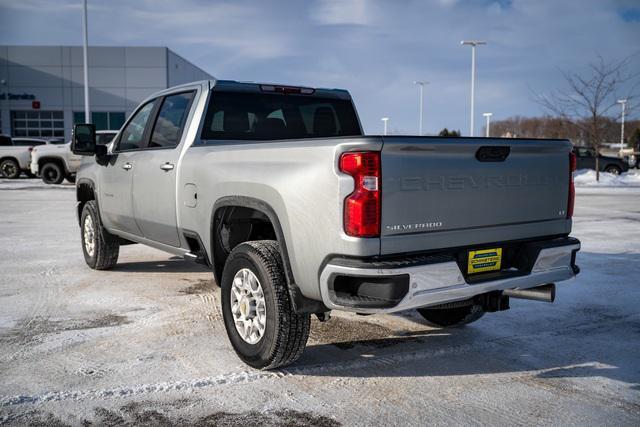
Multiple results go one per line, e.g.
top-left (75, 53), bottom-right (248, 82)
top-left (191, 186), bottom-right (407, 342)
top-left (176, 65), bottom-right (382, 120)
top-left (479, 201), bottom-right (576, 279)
top-left (30, 130), bottom-right (117, 184)
top-left (0, 135), bottom-right (63, 179)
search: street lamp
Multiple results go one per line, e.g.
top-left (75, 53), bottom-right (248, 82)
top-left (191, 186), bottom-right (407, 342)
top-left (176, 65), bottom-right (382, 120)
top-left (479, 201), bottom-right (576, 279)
top-left (618, 99), bottom-right (627, 157)
top-left (82, 0), bottom-right (90, 123)
top-left (461, 40), bottom-right (487, 137)
top-left (381, 117), bottom-right (389, 135)
top-left (413, 81), bottom-right (429, 135)
top-left (483, 112), bottom-right (492, 137)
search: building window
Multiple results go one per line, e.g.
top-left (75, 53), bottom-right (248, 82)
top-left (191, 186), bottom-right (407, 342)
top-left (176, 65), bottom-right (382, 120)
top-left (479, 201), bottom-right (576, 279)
top-left (74, 112), bottom-right (126, 131)
top-left (11, 111), bottom-right (65, 137)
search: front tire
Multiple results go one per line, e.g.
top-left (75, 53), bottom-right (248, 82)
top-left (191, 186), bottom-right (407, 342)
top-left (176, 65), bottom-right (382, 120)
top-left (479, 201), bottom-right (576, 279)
top-left (221, 240), bottom-right (310, 370)
top-left (41, 162), bottom-right (64, 184)
top-left (417, 303), bottom-right (485, 328)
top-left (0, 159), bottom-right (21, 179)
top-left (80, 201), bottom-right (119, 270)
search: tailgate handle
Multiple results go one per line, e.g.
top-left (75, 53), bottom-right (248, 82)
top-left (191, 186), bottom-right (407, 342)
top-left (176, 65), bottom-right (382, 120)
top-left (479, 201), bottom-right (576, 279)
top-left (476, 146), bottom-right (510, 162)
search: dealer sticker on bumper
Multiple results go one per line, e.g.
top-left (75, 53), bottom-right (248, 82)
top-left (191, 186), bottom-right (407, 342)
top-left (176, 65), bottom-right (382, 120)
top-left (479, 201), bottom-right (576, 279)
top-left (467, 248), bottom-right (502, 274)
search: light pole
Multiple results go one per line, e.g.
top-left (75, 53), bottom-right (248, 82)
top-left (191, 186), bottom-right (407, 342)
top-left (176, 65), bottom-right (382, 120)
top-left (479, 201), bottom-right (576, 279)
top-left (381, 117), bottom-right (389, 135)
top-left (618, 99), bottom-right (627, 157)
top-left (82, 0), bottom-right (90, 123)
top-left (461, 40), bottom-right (486, 137)
top-left (483, 112), bottom-right (492, 137)
top-left (413, 81), bottom-right (429, 135)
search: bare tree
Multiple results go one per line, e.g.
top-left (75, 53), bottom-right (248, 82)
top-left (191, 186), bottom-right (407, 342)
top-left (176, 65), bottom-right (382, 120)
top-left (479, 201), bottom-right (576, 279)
top-left (537, 54), bottom-right (639, 180)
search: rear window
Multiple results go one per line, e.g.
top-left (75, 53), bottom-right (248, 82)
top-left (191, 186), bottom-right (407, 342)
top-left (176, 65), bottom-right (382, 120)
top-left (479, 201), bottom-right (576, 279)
top-left (201, 90), bottom-right (362, 141)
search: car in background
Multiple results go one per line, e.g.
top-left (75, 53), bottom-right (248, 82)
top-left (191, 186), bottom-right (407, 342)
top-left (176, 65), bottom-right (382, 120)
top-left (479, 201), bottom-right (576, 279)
top-left (0, 135), bottom-right (33, 179)
top-left (30, 130), bottom-right (118, 184)
top-left (573, 147), bottom-right (629, 175)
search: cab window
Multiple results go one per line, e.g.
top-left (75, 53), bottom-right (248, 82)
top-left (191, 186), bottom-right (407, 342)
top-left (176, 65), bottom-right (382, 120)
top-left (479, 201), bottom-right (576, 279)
top-left (148, 92), bottom-right (195, 149)
top-left (117, 101), bottom-right (155, 151)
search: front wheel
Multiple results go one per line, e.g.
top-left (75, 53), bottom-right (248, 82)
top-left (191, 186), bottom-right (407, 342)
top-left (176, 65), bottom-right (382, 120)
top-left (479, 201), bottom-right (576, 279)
top-left (80, 201), bottom-right (119, 270)
top-left (221, 240), bottom-right (310, 370)
top-left (0, 159), bottom-right (21, 179)
top-left (417, 303), bottom-right (485, 328)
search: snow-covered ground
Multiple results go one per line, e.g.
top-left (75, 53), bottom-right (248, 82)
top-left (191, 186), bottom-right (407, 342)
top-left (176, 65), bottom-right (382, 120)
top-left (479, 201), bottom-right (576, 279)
top-left (574, 169), bottom-right (640, 187)
top-left (0, 178), bottom-right (639, 426)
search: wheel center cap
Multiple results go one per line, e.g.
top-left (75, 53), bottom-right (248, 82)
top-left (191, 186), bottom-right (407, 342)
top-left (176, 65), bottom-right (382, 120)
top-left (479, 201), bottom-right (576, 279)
top-left (239, 298), bottom-right (249, 318)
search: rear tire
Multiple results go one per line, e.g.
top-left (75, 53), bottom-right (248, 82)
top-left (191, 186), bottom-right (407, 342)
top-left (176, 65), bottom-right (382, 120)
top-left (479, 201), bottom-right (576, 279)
top-left (80, 201), bottom-right (119, 270)
top-left (41, 162), bottom-right (64, 184)
top-left (221, 240), bottom-right (310, 370)
top-left (417, 303), bottom-right (485, 328)
top-left (0, 159), bottom-right (21, 179)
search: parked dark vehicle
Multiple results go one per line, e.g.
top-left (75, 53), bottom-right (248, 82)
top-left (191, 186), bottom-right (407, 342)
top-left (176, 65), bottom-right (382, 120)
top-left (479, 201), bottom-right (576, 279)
top-left (572, 147), bottom-right (629, 175)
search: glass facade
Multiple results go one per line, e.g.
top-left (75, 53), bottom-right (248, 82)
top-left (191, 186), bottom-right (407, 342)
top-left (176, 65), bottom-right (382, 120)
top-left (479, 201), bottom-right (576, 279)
top-left (74, 112), bottom-right (126, 131)
top-left (11, 111), bottom-right (65, 137)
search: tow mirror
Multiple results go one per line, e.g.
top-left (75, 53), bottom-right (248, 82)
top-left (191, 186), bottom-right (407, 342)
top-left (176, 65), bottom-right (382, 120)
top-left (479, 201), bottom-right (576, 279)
top-left (72, 124), bottom-right (97, 155)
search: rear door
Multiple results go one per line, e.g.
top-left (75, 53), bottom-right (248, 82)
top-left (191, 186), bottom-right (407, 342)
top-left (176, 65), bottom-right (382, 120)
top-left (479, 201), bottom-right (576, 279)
top-left (132, 91), bottom-right (196, 247)
top-left (99, 100), bottom-right (157, 235)
top-left (379, 137), bottom-right (572, 254)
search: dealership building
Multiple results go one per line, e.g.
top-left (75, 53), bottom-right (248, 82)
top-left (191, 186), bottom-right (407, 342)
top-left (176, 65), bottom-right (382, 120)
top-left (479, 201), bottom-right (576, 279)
top-left (0, 45), bottom-right (213, 139)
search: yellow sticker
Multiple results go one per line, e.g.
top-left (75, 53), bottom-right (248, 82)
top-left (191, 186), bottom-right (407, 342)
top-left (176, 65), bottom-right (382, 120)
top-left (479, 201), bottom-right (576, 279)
top-left (467, 248), bottom-right (502, 274)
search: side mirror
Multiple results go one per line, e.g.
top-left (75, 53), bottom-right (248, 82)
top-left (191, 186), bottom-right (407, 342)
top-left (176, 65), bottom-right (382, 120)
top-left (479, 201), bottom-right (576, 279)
top-left (72, 124), bottom-right (97, 155)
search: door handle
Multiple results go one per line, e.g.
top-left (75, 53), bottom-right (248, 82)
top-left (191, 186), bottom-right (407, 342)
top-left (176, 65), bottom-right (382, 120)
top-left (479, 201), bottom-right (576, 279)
top-left (160, 162), bottom-right (175, 171)
top-left (122, 162), bottom-right (132, 170)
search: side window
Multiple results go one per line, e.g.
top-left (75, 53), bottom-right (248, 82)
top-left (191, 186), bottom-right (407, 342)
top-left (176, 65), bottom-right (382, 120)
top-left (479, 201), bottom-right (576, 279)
top-left (148, 92), bottom-right (195, 148)
top-left (117, 101), bottom-right (155, 151)
top-left (96, 133), bottom-right (116, 145)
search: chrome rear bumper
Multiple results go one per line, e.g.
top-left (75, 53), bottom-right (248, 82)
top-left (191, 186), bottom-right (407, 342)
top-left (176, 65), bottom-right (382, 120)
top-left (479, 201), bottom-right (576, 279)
top-left (319, 240), bottom-right (580, 314)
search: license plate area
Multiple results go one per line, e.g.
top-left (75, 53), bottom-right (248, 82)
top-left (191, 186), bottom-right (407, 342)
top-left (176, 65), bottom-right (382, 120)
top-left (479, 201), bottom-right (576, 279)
top-left (467, 248), bottom-right (502, 275)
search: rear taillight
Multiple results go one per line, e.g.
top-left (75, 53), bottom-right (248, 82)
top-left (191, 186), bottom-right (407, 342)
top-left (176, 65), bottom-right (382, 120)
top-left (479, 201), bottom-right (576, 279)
top-left (567, 152), bottom-right (576, 218)
top-left (340, 151), bottom-right (381, 237)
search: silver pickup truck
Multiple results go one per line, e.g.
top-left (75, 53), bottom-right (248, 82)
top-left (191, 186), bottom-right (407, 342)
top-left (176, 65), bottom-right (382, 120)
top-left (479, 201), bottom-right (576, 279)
top-left (72, 80), bottom-right (580, 369)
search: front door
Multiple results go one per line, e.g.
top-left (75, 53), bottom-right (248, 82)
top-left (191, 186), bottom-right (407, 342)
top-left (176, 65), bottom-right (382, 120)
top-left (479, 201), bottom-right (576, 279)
top-left (575, 147), bottom-right (594, 170)
top-left (132, 91), bottom-right (196, 247)
top-left (99, 100), bottom-right (157, 235)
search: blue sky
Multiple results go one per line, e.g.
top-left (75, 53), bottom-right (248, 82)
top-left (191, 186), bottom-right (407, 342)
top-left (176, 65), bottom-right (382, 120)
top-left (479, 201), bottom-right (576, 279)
top-left (1, 0), bottom-right (639, 135)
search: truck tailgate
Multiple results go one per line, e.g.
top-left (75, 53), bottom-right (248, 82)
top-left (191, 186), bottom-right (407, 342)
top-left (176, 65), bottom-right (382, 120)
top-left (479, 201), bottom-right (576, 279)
top-left (380, 137), bottom-right (572, 255)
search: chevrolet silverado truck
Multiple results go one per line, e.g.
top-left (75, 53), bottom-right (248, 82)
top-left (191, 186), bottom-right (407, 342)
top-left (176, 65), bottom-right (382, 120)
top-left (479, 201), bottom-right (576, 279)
top-left (31, 130), bottom-right (117, 184)
top-left (71, 80), bottom-right (581, 369)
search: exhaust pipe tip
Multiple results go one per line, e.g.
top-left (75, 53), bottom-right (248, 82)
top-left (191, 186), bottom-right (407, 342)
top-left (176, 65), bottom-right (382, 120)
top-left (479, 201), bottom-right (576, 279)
top-left (503, 283), bottom-right (555, 303)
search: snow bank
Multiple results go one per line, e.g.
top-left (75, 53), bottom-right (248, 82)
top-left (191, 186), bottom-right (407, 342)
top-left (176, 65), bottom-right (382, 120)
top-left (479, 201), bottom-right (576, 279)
top-left (573, 169), bottom-right (640, 187)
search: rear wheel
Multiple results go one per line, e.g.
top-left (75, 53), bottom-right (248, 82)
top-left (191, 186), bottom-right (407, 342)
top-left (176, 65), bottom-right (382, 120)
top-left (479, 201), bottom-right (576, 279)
top-left (604, 165), bottom-right (622, 175)
top-left (0, 159), bottom-right (21, 179)
top-left (417, 303), bottom-right (485, 328)
top-left (41, 162), bottom-right (64, 184)
top-left (221, 240), bottom-right (310, 369)
top-left (80, 201), bottom-right (119, 270)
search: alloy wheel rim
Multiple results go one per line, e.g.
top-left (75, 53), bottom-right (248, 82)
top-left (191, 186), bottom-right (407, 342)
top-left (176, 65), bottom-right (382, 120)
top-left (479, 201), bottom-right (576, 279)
top-left (2, 163), bottom-right (16, 177)
top-left (83, 215), bottom-right (96, 257)
top-left (230, 268), bottom-right (266, 344)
